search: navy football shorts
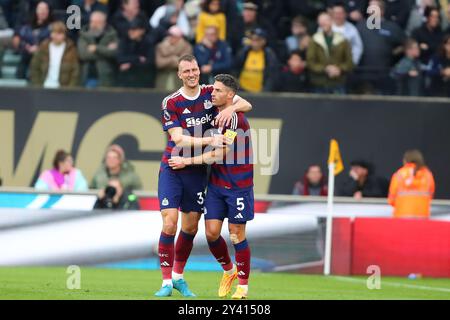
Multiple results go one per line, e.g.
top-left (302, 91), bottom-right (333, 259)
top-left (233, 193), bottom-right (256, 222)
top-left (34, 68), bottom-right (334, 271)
top-left (158, 168), bottom-right (207, 213)
top-left (204, 183), bottom-right (254, 224)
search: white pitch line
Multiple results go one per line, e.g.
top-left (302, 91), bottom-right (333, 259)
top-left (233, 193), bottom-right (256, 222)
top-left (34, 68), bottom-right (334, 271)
top-left (332, 276), bottom-right (450, 293)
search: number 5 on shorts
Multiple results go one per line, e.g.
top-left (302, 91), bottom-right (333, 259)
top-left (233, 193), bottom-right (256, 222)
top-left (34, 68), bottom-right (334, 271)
top-left (237, 197), bottom-right (245, 211)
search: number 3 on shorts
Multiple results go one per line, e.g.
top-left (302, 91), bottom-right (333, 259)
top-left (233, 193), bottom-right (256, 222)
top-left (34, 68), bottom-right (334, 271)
top-left (197, 192), bottom-right (204, 205)
top-left (237, 197), bottom-right (245, 211)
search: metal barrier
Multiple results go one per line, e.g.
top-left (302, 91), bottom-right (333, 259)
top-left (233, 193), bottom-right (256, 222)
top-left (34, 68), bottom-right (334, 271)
top-left (2, 186), bottom-right (450, 205)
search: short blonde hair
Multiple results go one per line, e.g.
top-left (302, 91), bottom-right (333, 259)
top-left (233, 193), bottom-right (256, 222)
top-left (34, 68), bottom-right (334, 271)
top-left (50, 21), bottom-right (67, 35)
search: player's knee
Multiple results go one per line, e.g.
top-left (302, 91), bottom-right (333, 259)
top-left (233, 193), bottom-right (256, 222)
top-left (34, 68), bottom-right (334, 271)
top-left (205, 229), bottom-right (220, 242)
top-left (163, 222), bottom-right (177, 235)
top-left (183, 226), bottom-right (198, 235)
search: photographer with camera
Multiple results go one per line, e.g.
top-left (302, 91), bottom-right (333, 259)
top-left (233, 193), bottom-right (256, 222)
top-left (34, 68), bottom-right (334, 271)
top-left (93, 178), bottom-right (140, 210)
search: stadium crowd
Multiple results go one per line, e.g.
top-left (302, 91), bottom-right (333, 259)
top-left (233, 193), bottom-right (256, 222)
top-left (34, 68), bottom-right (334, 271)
top-left (0, 0), bottom-right (449, 96)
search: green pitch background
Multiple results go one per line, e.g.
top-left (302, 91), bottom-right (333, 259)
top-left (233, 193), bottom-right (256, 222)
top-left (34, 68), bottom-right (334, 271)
top-left (0, 267), bottom-right (449, 300)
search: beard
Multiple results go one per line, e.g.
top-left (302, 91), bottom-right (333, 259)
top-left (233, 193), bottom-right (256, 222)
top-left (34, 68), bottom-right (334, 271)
top-left (89, 28), bottom-right (104, 38)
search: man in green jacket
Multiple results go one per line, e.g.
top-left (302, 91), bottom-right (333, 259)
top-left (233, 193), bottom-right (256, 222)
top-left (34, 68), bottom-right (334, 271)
top-left (78, 11), bottom-right (119, 88)
top-left (307, 12), bottom-right (353, 94)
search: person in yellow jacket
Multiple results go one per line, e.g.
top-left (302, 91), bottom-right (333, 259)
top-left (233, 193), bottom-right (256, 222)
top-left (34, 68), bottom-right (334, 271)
top-left (388, 150), bottom-right (435, 218)
top-left (195, 0), bottom-right (226, 43)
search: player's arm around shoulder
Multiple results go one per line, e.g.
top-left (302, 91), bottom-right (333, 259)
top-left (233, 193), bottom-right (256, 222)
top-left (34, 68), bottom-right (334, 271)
top-left (215, 95), bottom-right (252, 128)
top-left (168, 144), bottom-right (230, 170)
top-left (233, 95), bottom-right (252, 113)
top-left (168, 126), bottom-right (227, 148)
top-left (168, 131), bottom-right (235, 170)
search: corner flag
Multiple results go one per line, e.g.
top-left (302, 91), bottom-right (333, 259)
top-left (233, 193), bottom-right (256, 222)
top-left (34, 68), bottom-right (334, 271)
top-left (328, 139), bottom-right (344, 176)
top-left (324, 139), bottom-right (344, 276)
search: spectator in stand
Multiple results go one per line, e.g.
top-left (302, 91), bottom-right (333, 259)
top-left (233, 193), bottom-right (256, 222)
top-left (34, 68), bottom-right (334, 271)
top-left (0, 5), bottom-right (12, 37)
top-left (35, 149), bottom-right (88, 191)
top-left (67, 1), bottom-right (108, 42)
top-left (111, 0), bottom-right (148, 38)
top-left (292, 164), bottom-right (328, 196)
top-left (383, 0), bottom-right (414, 29)
top-left (15, 0), bottom-right (69, 18)
top-left (331, 3), bottom-right (364, 66)
top-left (155, 25), bottom-right (192, 91)
top-left (388, 150), bottom-right (435, 218)
top-left (286, 0), bottom-right (326, 25)
top-left (411, 6), bottom-right (444, 65)
top-left (12, 1), bottom-right (53, 79)
top-left (184, 0), bottom-right (202, 36)
top-left (13, 0), bottom-right (67, 28)
top-left (140, 0), bottom-right (167, 19)
top-left (195, 0), bottom-right (226, 44)
top-left (78, 11), bottom-right (119, 88)
top-left (93, 178), bottom-right (140, 210)
top-left (429, 34), bottom-right (450, 96)
top-left (0, 0), bottom-right (14, 28)
top-left (76, 0), bottom-right (109, 29)
top-left (91, 144), bottom-right (142, 191)
top-left (307, 12), bottom-right (353, 94)
top-left (235, 27), bottom-right (279, 93)
top-left (149, 0), bottom-right (191, 39)
top-left (391, 38), bottom-right (424, 96)
top-left (0, 5), bottom-right (14, 78)
top-left (253, 0), bottom-right (286, 27)
top-left (194, 25), bottom-right (232, 84)
top-left (445, 4), bottom-right (450, 34)
top-left (285, 15), bottom-right (311, 57)
top-left (356, 0), bottom-right (406, 94)
top-left (117, 17), bottom-right (156, 88)
top-left (30, 21), bottom-right (79, 88)
top-left (327, 0), bottom-right (368, 24)
top-left (406, 0), bottom-right (446, 35)
top-left (277, 50), bottom-right (308, 93)
top-left (220, 0), bottom-right (243, 54)
top-left (338, 160), bottom-right (389, 199)
top-left (236, 1), bottom-right (277, 50)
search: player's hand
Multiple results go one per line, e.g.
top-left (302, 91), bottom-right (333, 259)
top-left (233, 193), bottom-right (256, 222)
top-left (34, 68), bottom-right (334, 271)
top-left (408, 69), bottom-right (418, 77)
top-left (353, 191), bottom-right (363, 200)
top-left (211, 134), bottom-right (226, 148)
top-left (349, 168), bottom-right (359, 181)
top-left (108, 42), bottom-right (118, 50)
top-left (88, 44), bottom-right (97, 53)
top-left (215, 108), bottom-right (235, 129)
top-left (223, 130), bottom-right (236, 145)
top-left (168, 156), bottom-right (186, 170)
top-left (224, 136), bottom-right (234, 145)
top-left (419, 43), bottom-right (428, 51)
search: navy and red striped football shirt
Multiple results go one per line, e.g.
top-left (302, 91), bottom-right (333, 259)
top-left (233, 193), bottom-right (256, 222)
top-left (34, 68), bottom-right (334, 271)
top-left (210, 111), bottom-right (253, 189)
top-left (160, 85), bottom-right (215, 171)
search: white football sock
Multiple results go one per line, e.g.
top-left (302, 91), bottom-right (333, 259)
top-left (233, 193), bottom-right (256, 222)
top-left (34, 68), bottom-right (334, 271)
top-left (172, 271), bottom-right (184, 281)
top-left (238, 284), bottom-right (248, 291)
top-left (162, 279), bottom-right (173, 287)
top-left (225, 264), bottom-right (236, 275)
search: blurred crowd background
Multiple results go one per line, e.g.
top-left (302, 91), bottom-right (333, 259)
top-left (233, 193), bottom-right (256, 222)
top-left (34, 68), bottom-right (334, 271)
top-left (0, 0), bottom-right (449, 96)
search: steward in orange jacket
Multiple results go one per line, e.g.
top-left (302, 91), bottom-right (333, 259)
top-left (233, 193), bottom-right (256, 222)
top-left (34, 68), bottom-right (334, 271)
top-left (388, 150), bottom-right (435, 218)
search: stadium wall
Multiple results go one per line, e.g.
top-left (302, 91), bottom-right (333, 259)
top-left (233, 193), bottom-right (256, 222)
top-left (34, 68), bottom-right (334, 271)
top-left (1, 87), bottom-right (450, 198)
top-left (331, 217), bottom-right (450, 278)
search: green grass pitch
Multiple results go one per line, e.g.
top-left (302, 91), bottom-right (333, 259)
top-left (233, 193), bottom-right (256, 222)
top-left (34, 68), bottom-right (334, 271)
top-left (0, 267), bottom-right (449, 300)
